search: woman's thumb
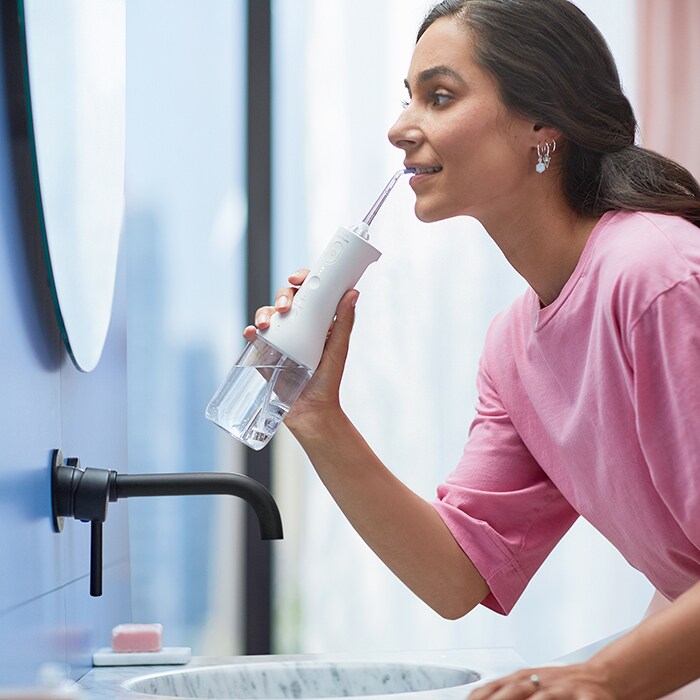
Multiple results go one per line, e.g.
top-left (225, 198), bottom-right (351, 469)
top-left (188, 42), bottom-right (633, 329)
top-left (322, 289), bottom-right (359, 365)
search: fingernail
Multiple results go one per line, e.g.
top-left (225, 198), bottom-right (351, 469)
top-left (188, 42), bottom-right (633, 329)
top-left (351, 292), bottom-right (359, 308)
top-left (258, 313), bottom-right (268, 325)
top-left (275, 295), bottom-right (288, 309)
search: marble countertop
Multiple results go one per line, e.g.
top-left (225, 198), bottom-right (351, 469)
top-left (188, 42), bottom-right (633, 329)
top-left (78, 648), bottom-right (525, 699)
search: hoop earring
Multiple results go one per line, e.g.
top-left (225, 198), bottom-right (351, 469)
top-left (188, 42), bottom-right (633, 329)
top-left (535, 139), bottom-right (557, 173)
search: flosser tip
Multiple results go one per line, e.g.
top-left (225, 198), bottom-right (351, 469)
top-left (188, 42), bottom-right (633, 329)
top-left (362, 168), bottom-right (414, 227)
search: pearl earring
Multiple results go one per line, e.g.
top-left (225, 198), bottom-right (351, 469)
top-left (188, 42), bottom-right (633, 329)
top-left (535, 139), bottom-right (556, 173)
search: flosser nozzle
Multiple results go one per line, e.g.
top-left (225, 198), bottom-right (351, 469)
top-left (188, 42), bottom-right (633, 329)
top-left (361, 168), bottom-right (415, 228)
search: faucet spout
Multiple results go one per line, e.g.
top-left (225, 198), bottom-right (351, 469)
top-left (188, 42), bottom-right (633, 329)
top-left (111, 472), bottom-right (283, 539)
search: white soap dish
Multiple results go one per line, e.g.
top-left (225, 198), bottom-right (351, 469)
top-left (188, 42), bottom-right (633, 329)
top-left (92, 647), bottom-right (192, 666)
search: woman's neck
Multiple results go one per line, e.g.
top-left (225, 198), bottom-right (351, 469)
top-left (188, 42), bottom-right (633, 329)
top-left (478, 187), bottom-right (600, 307)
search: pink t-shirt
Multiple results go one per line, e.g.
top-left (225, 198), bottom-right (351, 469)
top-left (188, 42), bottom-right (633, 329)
top-left (433, 210), bottom-right (700, 615)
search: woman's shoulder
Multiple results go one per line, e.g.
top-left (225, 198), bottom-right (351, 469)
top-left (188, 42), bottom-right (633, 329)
top-left (593, 210), bottom-right (700, 280)
top-left (597, 210), bottom-right (700, 260)
top-left (592, 210), bottom-right (700, 320)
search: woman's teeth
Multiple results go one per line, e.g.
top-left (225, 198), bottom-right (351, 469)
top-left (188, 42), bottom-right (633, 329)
top-left (413, 166), bottom-right (442, 174)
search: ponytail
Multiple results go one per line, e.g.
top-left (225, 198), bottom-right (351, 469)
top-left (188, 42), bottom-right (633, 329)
top-left (565, 144), bottom-right (700, 228)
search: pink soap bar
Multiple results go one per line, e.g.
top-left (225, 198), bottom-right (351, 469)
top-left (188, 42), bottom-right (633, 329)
top-left (112, 623), bottom-right (163, 653)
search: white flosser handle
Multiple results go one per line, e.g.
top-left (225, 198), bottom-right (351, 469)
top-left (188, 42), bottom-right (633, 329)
top-left (261, 226), bottom-right (381, 371)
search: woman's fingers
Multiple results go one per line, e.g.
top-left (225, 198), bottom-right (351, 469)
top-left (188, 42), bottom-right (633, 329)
top-left (254, 305), bottom-right (276, 329)
top-left (288, 268), bottom-right (310, 286)
top-left (241, 303), bottom-right (276, 340)
top-left (467, 665), bottom-right (616, 700)
top-left (275, 269), bottom-right (309, 311)
top-left (243, 269), bottom-right (311, 338)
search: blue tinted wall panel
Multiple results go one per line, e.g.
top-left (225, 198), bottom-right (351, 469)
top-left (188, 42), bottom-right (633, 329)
top-left (0, 6), bottom-right (131, 687)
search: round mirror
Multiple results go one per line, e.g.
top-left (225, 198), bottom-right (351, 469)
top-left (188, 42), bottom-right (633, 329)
top-left (18, 0), bottom-right (125, 372)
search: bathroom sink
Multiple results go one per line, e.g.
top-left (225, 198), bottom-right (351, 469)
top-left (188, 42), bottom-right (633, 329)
top-left (122, 660), bottom-right (481, 699)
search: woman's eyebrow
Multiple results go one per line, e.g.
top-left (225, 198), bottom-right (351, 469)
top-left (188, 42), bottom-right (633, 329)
top-left (404, 65), bottom-right (467, 90)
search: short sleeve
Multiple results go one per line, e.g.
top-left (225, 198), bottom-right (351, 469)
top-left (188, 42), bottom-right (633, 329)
top-left (630, 274), bottom-right (700, 549)
top-left (432, 358), bottom-right (579, 615)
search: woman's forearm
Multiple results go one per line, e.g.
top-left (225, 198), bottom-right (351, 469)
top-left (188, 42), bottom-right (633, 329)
top-left (585, 579), bottom-right (700, 699)
top-left (287, 407), bottom-right (489, 619)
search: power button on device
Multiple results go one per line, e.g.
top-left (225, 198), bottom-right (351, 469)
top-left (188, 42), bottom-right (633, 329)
top-left (324, 241), bottom-right (344, 264)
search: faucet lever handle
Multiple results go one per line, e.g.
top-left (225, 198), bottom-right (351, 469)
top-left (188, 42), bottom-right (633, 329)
top-left (90, 520), bottom-right (103, 597)
top-left (51, 449), bottom-right (113, 597)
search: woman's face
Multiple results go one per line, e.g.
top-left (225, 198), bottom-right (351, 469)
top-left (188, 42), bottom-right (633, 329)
top-left (388, 17), bottom-right (537, 224)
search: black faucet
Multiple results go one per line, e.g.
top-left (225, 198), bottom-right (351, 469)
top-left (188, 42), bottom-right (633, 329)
top-left (50, 449), bottom-right (283, 596)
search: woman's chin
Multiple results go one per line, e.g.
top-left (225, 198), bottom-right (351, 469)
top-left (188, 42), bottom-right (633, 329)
top-left (414, 206), bottom-right (452, 224)
top-left (414, 204), bottom-right (443, 224)
top-left (414, 199), bottom-right (476, 224)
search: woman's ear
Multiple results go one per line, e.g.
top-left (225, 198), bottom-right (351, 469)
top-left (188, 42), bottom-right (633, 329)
top-left (532, 123), bottom-right (563, 145)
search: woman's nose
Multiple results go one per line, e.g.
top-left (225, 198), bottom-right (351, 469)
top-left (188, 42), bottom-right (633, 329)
top-left (388, 107), bottom-right (420, 151)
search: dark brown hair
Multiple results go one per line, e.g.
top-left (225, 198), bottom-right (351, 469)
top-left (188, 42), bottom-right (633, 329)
top-left (418, 0), bottom-right (700, 227)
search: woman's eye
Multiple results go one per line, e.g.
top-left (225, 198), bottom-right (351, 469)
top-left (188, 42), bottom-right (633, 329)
top-left (400, 91), bottom-right (450, 109)
top-left (430, 92), bottom-right (451, 107)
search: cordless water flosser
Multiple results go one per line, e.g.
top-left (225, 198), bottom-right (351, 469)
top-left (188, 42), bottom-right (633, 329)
top-left (206, 169), bottom-right (413, 450)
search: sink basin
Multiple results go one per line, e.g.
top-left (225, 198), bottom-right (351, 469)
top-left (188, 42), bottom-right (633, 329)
top-left (122, 660), bottom-right (481, 699)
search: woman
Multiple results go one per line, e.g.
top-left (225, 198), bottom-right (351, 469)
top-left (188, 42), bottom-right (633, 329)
top-left (245, 1), bottom-right (700, 697)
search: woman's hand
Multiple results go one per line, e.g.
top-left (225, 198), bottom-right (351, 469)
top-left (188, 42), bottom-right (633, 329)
top-left (468, 664), bottom-right (616, 699)
top-left (472, 578), bottom-right (700, 699)
top-left (243, 269), bottom-right (360, 432)
top-left (242, 269), bottom-right (309, 339)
